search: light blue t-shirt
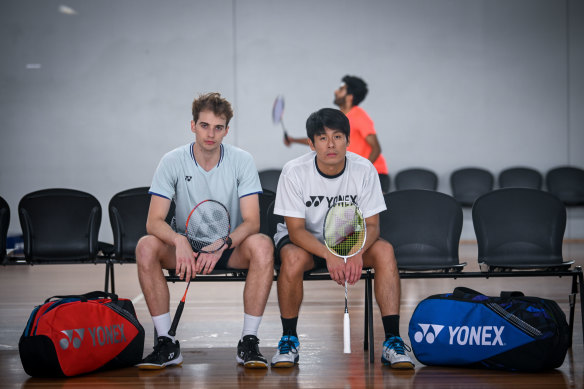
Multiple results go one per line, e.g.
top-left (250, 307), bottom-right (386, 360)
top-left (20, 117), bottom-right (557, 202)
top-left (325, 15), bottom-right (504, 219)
top-left (149, 143), bottom-right (262, 233)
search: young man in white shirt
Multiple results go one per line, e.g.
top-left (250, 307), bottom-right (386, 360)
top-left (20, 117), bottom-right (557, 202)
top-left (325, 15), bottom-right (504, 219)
top-left (272, 108), bottom-right (413, 369)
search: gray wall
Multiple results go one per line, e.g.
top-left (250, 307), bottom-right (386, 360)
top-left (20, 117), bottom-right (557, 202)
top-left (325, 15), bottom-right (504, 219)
top-left (1, 0), bottom-right (582, 242)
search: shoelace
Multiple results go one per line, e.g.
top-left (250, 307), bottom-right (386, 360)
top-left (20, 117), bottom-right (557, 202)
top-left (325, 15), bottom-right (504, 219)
top-left (150, 337), bottom-right (172, 357)
top-left (278, 337), bottom-right (298, 354)
top-left (242, 337), bottom-right (260, 354)
top-left (385, 337), bottom-right (411, 355)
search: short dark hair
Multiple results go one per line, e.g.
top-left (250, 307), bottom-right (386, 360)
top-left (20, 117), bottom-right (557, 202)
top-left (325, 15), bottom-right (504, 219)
top-left (342, 75), bottom-right (368, 106)
top-left (192, 92), bottom-right (234, 126)
top-left (306, 108), bottom-right (350, 143)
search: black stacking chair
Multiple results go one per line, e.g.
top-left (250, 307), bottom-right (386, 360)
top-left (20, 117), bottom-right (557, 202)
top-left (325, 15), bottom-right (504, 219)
top-left (0, 196), bottom-right (9, 264)
top-left (450, 167), bottom-right (494, 206)
top-left (394, 168), bottom-right (438, 191)
top-left (259, 190), bottom-right (276, 237)
top-left (379, 173), bottom-right (390, 194)
top-left (498, 167), bottom-right (543, 189)
top-left (107, 187), bottom-right (152, 291)
top-left (380, 190), bottom-right (465, 272)
top-left (109, 187), bottom-right (150, 262)
top-left (18, 189), bottom-right (110, 290)
top-left (258, 169), bottom-right (282, 194)
top-left (473, 188), bottom-right (573, 271)
top-left (546, 166), bottom-right (584, 206)
top-left (266, 197), bottom-right (282, 242)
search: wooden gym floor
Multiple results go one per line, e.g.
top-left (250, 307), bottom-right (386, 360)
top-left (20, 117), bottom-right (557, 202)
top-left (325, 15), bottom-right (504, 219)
top-left (0, 241), bottom-right (582, 388)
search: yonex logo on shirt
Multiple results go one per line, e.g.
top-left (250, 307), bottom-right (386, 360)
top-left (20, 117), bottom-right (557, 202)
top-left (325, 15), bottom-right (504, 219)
top-left (305, 196), bottom-right (324, 207)
top-left (305, 195), bottom-right (358, 208)
top-left (185, 176), bottom-right (192, 182)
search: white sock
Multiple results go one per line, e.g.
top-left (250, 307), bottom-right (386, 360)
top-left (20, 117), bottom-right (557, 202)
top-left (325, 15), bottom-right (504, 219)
top-left (241, 313), bottom-right (262, 339)
top-left (152, 312), bottom-right (175, 341)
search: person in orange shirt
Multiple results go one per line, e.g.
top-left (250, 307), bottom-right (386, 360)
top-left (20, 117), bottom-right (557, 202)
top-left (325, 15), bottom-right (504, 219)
top-left (284, 75), bottom-right (389, 181)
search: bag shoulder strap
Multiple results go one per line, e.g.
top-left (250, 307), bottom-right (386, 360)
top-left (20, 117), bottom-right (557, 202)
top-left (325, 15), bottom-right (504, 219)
top-left (44, 291), bottom-right (118, 304)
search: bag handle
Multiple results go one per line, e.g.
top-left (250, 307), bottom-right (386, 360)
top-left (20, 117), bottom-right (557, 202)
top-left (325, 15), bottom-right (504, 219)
top-left (44, 291), bottom-right (118, 304)
top-left (452, 286), bottom-right (485, 298)
top-left (500, 291), bottom-right (524, 299)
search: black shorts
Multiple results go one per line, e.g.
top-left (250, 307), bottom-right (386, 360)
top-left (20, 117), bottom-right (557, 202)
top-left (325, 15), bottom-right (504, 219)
top-left (275, 235), bottom-right (327, 271)
top-left (212, 247), bottom-right (236, 270)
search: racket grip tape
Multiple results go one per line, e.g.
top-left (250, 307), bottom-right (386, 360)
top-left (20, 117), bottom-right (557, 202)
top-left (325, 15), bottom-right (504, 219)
top-left (168, 301), bottom-right (185, 337)
top-left (343, 312), bottom-right (351, 354)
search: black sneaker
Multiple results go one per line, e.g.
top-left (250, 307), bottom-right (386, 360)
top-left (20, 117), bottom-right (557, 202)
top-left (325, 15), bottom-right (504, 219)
top-left (137, 336), bottom-right (183, 370)
top-left (236, 335), bottom-right (268, 369)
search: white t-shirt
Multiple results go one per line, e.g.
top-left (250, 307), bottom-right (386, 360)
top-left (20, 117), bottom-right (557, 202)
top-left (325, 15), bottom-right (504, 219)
top-left (149, 143), bottom-right (262, 233)
top-left (273, 151), bottom-right (386, 245)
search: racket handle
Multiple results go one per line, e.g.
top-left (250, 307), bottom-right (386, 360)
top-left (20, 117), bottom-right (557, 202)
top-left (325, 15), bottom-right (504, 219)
top-left (343, 312), bottom-right (351, 354)
top-left (168, 301), bottom-right (185, 337)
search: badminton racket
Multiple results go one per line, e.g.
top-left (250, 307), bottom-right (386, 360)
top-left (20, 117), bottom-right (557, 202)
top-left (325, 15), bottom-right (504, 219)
top-left (168, 199), bottom-right (231, 336)
top-left (272, 95), bottom-right (290, 142)
top-left (323, 200), bottom-right (367, 354)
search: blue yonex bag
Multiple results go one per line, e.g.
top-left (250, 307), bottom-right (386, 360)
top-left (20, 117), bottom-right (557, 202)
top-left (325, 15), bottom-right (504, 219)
top-left (409, 287), bottom-right (569, 371)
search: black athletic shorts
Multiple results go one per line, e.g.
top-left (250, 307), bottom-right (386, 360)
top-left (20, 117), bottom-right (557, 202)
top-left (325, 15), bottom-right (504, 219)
top-left (275, 235), bottom-right (327, 270)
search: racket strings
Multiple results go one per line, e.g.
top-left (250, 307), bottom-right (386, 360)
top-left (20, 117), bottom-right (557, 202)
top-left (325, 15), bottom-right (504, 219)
top-left (324, 203), bottom-right (365, 257)
top-left (186, 201), bottom-right (230, 253)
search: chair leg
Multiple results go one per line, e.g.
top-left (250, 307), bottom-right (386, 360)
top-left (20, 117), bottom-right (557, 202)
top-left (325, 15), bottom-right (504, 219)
top-left (364, 274), bottom-right (369, 351)
top-left (104, 261), bottom-right (111, 293)
top-left (110, 261), bottom-right (116, 294)
top-left (578, 267), bottom-right (584, 346)
top-left (367, 269), bottom-right (374, 363)
top-left (568, 274), bottom-right (577, 348)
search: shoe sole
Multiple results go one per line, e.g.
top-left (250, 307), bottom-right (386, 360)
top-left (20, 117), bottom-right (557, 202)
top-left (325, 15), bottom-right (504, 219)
top-left (271, 361), bottom-right (297, 368)
top-left (389, 361), bottom-right (415, 370)
top-left (236, 356), bottom-right (268, 369)
top-left (243, 361), bottom-right (268, 369)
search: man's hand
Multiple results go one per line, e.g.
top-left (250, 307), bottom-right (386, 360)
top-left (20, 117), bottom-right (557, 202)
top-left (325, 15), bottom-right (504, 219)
top-left (345, 254), bottom-right (363, 285)
top-left (195, 250), bottom-right (223, 275)
top-left (325, 253), bottom-right (346, 286)
top-left (174, 235), bottom-right (197, 281)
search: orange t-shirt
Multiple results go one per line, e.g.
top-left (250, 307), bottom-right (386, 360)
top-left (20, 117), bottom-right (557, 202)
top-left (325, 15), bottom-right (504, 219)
top-left (346, 106), bottom-right (388, 174)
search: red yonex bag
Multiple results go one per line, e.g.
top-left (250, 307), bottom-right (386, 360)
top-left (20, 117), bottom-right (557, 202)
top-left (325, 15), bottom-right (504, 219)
top-left (19, 291), bottom-right (144, 377)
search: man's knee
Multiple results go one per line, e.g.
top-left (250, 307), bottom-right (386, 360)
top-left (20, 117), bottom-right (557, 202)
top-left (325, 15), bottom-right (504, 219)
top-left (245, 233), bottom-right (274, 266)
top-left (279, 245), bottom-right (311, 277)
top-left (136, 235), bottom-right (164, 266)
top-left (366, 239), bottom-right (397, 268)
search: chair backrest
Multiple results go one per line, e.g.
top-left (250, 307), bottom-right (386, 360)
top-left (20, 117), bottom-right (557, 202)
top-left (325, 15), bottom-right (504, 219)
top-left (378, 173), bottom-right (390, 194)
top-left (380, 190), bottom-right (463, 270)
top-left (0, 196), bottom-right (9, 262)
top-left (258, 169), bottom-right (282, 194)
top-left (546, 166), bottom-right (584, 206)
top-left (498, 167), bottom-right (542, 190)
top-left (259, 190), bottom-right (276, 236)
top-left (450, 167), bottom-right (494, 206)
top-left (19, 189), bottom-right (101, 262)
top-left (395, 168), bottom-right (438, 191)
top-left (266, 199), bottom-right (284, 243)
top-left (473, 188), bottom-right (566, 267)
top-left (109, 187), bottom-right (151, 261)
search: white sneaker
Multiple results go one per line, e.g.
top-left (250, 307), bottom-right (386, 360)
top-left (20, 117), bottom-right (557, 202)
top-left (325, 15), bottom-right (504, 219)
top-left (381, 336), bottom-right (415, 369)
top-left (271, 335), bottom-right (300, 368)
